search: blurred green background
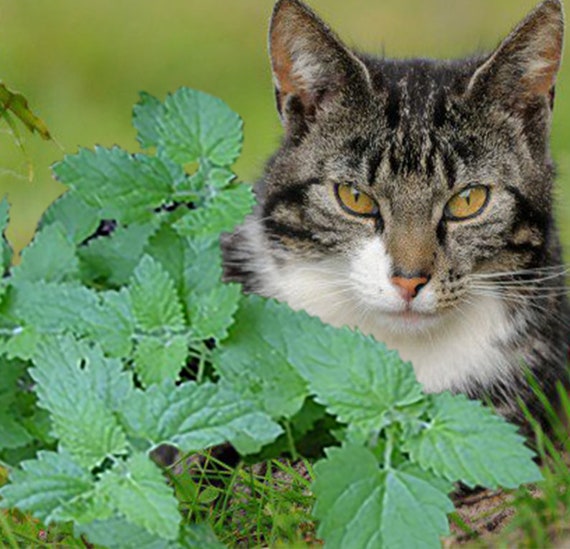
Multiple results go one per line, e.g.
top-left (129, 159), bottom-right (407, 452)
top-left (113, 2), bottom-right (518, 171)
top-left (1, 0), bottom-right (569, 256)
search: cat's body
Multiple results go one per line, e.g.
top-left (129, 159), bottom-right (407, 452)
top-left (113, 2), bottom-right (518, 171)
top-left (223, 0), bottom-right (570, 430)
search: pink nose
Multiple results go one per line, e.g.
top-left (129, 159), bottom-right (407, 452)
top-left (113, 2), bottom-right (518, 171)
top-left (391, 275), bottom-right (429, 302)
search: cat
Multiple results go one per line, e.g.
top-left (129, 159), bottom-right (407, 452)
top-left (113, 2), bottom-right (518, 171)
top-left (222, 0), bottom-right (570, 433)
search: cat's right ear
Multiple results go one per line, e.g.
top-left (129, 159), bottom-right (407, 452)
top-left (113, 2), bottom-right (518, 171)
top-left (270, 0), bottom-right (371, 142)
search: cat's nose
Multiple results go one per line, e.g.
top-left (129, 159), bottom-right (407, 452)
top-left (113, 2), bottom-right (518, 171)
top-left (391, 273), bottom-right (430, 302)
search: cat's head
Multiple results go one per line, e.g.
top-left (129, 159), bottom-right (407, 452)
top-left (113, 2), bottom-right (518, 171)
top-left (258, 0), bottom-right (564, 334)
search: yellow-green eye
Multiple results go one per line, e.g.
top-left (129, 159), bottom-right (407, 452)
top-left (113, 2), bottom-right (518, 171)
top-left (335, 184), bottom-right (379, 217)
top-left (445, 185), bottom-right (490, 221)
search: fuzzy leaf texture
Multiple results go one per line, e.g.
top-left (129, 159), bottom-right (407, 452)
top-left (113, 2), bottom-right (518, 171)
top-left (134, 88), bottom-right (243, 166)
top-left (313, 445), bottom-right (453, 549)
top-left (119, 380), bottom-right (282, 455)
top-left (52, 147), bottom-right (185, 224)
top-left (0, 450), bottom-right (93, 523)
top-left (30, 335), bottom-right (128, 468)
top-left (403, 392), bottom-right (543, 488)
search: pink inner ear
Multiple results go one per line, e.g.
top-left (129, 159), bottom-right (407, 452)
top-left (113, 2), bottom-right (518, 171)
top-left (522, 43), bottom-right (562, 97)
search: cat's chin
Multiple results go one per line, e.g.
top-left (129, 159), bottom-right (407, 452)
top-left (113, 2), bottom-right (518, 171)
top-left (373, 309), bottom-right (445, 335)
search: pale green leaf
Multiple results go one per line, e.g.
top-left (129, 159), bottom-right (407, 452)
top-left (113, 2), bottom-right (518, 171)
top-left (39, 192), bottom-right (101, 245)
top-left (133, 91), bottom-right (165, 149)
top-left (187, 283), bottom-right (241, 342)
top-left (52, 147), bottom-right (184, 224)
top-left (403, 392), bottom-right (543, 488)
top-left (7, 281), bottom-right (99, 333)
top-left (130, 255), bottom-right (185, 332)
top-left (133, 334), bottom-right (188, 386)
top-left (214, 298), bottom-right (308, 419)
top-left (5, 325), bottom-right (40, 360)
top-left (84, 289), bottom-right (134, 358)
top-left (30, 335), bottom-right (128, 468)
top-left (119, 381), bottom-right (282, 455)
top-left (313, 445), bottom-right (452, 549)
top-left (155, 88), bottom-right (243, 166)
top-left (247, 297), bottom-right (425, 437)
top-left (12, 223), bottom-right (79, 284)
top-left (174, 185), bottom-right (254, 239)
top-left (0, 450), bottom-right (92, 523)
top-left (97, 453), bottom-right (180, 541)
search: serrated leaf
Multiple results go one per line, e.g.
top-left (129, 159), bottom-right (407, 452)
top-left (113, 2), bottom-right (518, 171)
top-left (214, 297), bottom-right (307, 419)
top-left (119, 381), bottom-right (282, 455)
top-left (30, 335), bottom-right (128, 468)
top-left (130, 255), bottom-right (185, 332)
top-left (133, 92), bottom-right (165, 149)
top-left (403, 392), bottom-right (542, 488)
top-left (52, 147), bottom-right (183, 224)
top-left (188, 283), bottom-right (241, 342)
top-left (12, 223), bottom-right (79, 284)
top-left (97, 453), bottom-right (180, 541)
top-left (238, 297), bottom-right (424, 438)
top-left (155, 88), bottom-right (243, 166)
top-left (0, 197), bottom-right (12, 271)
top-left (313, 445), bottom-right (452, 549)
top-left (0, 450), bottom-right (92, 523)
top-left (39, 192), bottom-right (101, 245)
top-left (174, 185), bottom-right (254, 239)
top-left (134, 334), bottom-right (188, 386)
top-left (7, 281), bottom-right (99, 333)
top-left (79, 222), bottom-right (158, 287)
top-left (84, 289), bottom-right (134, 358)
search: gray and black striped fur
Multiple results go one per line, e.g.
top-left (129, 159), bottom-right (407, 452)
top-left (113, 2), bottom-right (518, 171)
top-left (223, 0), bottom-right (570, 433)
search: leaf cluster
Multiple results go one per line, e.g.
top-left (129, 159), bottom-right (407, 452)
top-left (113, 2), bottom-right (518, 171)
top-left (0, 88), bottom-right (542, 548)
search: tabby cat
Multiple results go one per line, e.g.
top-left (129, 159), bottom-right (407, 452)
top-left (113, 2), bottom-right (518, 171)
top-left (223, 0), bottom-right (570, 431)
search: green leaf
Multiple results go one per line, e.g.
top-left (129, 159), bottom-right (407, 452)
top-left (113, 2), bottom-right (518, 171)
top-left (39, 192), bottom-right (101, 245)
top-left (214, 297), bottom-right (308, 419)
top-left (84, 289), bottom-right (134, 358)
top-left (187, 283), bottom-right (241, 342)
top-left (12, 223), bottom-right (78, 284)
top-left (133, 334), bottom-right (188, 386)
top-left (97, 453), bottom-right (180, 541)
top-left (79, 222), bottom-right (158, 287)
top-left (133, 92), bottom-right (165, 149)
top-left (174, 185), bottom-right (254, 239)
top-left (403, 392), bottom-right (543, 488)
top-left (313, 445), bottom-right (452, 549)
top-left (119, 381), bottom-right (282, 455)
top-left (8, 281), bottom-right (99, 333)
top-left (0, 197), bottom-right (13, 271)
top-left (30, 335), bottom-right (128, 468)
top-left (248, 297), bottom-right (425, 438)
top-left (154, 88), bottom-right (243, 166)
top-left (52, 147), bottom-right (183, 224)
top-left (0, 450), bottom-right (92, 523)
top-left (130, 255), bottom-right (185, 332)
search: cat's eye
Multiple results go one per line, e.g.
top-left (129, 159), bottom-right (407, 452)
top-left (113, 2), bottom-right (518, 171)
top-left (444, 185), bottom-right (490, 221)
top-left (335, 184), bottom-right (379, 217)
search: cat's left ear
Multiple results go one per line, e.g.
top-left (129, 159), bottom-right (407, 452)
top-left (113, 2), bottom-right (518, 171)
top-left (468, 0), bottom-right (564, 111)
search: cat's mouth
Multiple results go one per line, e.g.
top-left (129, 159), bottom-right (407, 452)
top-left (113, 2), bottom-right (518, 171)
top-left (382, 308), bottom-right (443, 333)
